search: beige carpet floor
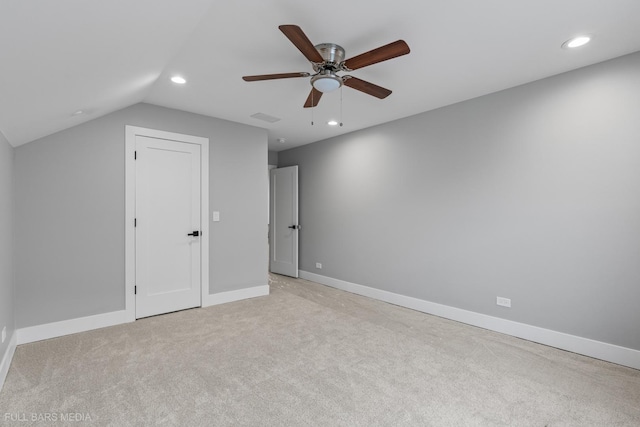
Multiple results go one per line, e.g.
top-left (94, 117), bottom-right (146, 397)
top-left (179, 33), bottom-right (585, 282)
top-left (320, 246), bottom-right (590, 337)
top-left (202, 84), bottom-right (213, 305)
top-left (1, 274), bottom-right (639, 426)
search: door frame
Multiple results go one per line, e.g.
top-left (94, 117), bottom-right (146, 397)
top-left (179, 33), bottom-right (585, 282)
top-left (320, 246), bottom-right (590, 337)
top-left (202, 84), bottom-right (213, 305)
top-left (125, 125), bottom-right (209, 322)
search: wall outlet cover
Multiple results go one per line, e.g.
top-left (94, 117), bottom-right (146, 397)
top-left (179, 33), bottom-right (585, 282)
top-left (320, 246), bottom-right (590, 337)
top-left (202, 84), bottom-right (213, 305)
top-left (496, 297), bottom-right (511, 308)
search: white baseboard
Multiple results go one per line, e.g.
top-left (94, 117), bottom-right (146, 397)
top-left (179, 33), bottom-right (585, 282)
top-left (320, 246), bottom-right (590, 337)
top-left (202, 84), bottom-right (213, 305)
top-left (15, 284), bottom-right (271, 346)
top-left (17, 310), bottom-right (130, 345)
top-left (203, 285), bottom-right (270, 307)
top-left (0, 331), bottom-right (17, 392)
top-left (300, 271), bottom-right (640, 371)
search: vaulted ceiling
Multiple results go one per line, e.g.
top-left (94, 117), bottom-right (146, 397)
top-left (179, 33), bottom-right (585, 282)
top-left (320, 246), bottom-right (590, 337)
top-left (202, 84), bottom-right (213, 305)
top-left (1, 1), bottom-right (639, 151)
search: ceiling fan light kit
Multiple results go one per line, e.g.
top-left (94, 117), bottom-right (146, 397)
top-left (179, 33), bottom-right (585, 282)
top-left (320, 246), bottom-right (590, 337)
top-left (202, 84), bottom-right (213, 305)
top-left (311, 70), bottom-right (342, 92)
top-left (242, 25), bottom-right (410, 108)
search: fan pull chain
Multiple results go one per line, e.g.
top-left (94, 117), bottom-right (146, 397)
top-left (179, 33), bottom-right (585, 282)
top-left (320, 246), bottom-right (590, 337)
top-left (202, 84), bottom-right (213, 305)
top-left (311, 90), bottom-right (314, 125)
top-left (340, 86), bottom-right (344, 127)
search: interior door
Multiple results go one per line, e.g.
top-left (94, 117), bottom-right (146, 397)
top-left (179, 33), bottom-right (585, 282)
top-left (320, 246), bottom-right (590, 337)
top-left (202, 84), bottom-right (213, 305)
top-left (135, 135), bottom-right (201, 318)
top-left (270, 166), bottom-right (299, 277)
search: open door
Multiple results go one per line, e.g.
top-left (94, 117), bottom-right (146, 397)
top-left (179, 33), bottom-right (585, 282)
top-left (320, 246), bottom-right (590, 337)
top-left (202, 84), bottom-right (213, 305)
top-left (270, 166), bottom-right (299, 277)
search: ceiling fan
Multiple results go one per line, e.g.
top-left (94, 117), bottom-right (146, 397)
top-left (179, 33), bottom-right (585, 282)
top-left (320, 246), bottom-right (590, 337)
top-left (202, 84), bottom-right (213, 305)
top-left (242, 25), bottom-right (410, 108)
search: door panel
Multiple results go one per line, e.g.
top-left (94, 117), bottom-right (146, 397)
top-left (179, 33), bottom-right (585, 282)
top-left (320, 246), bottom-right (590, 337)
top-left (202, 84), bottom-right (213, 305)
top-left (135, 136), bottom-right (201, 318)
top-left (270, 166), bottom-right (299, 277)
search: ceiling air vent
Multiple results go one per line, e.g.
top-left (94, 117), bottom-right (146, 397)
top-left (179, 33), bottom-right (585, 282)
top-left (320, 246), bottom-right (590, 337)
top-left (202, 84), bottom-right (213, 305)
top-left (250, 113), bottom-right (281, 123)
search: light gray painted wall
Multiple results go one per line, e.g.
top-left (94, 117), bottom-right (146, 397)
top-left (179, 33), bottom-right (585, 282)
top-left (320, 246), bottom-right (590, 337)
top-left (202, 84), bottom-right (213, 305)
top-left (268, 150), bottom-right (278, 166)
top-left (279, 52), bottom-right (640, 351)
top-left (0, 131), bottom-right (15, 360)
top-left (15, 103), bottom-right (268, 328)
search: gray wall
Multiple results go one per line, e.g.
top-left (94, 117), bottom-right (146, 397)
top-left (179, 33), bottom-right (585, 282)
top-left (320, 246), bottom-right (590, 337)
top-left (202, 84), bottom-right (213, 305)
top-left (0, 131), bottom-right (15, 360)
top-left (15, 103), bottom-right (268, 328)
top-left (268, 150), bottom-right (278, 166)
top-left (279, 52), bottom-right (640, 351)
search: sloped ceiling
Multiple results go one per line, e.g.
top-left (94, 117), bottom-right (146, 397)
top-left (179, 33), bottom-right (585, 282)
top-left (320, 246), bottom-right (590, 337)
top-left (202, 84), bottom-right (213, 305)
top-left (1, 0), bottom-right (639, 150)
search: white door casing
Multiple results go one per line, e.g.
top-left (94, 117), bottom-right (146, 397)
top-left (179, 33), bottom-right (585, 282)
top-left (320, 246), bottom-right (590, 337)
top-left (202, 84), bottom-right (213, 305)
top-left (270, 166), bottom-right (299, 277)
top-left (125, 126), bottom-right (209, 321)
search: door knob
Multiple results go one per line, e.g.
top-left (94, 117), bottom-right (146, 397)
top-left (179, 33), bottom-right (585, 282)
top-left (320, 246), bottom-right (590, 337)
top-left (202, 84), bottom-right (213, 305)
top-left (187, 230), bottom-right (200, 237)
top-left (288, 225), bottom-right (301, 230)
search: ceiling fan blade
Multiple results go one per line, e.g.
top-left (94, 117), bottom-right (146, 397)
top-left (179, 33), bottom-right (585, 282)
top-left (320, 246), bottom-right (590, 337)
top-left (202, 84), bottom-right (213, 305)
top-left (279, 25), bottom-right (324, 63)
top-left (243, 72), bottom-right (310, 82)
top-left (343, 40), bottom-right (410, 71)
top-left (303, 88), bottom-right (323, 108)
top-left (343, 77), bottom-right (392, 99)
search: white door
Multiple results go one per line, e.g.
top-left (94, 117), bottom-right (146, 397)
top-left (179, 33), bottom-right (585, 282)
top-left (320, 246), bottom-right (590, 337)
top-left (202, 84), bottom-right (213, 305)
top-left (135, 136), bottom-right (201, 318)
top-left (270, 166), bottom-right (299, 277)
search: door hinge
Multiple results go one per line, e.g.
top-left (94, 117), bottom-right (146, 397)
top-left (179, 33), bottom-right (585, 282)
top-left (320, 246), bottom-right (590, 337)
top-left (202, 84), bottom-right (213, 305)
top-left (134, 285), bottom-right (137, 295)
top-left (134, 218), bottom-right (137, 227)
top-left (134, 150), bottom-right (137, 160)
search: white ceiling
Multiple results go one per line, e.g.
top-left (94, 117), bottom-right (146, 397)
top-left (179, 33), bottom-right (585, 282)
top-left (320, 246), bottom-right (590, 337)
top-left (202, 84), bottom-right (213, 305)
top-left (1, 1), bottom-right (639, 151)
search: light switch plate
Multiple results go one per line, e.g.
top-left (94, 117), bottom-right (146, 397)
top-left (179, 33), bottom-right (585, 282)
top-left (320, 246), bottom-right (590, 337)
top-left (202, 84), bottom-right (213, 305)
top-left (212, 211), bottom-right (220, 222)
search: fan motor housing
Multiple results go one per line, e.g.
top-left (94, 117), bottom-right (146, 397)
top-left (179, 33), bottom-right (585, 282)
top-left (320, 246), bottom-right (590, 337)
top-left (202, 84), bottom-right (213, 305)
top-left (314, 43), bottom-right (345, 69)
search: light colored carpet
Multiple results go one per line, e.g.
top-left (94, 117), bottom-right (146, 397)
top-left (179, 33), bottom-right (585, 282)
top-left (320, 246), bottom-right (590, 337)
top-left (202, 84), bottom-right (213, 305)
top-left (1, 273), bottom-right (639, 426)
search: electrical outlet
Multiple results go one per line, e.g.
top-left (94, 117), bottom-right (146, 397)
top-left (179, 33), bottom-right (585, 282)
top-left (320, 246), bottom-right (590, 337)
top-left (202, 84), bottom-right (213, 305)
top-left (1, 326), bottom-right (6, 344)
top-left (496, 297), bottom-right (511, 308)
top-left (315, 262), bottom-right (322, 269)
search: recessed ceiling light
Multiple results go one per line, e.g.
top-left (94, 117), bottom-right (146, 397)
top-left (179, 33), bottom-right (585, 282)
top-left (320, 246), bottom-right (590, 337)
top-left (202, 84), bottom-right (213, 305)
top-left (171, 76), bottom-right (187, 84)
top-left (277, 138), bottom-right (286, 143)
top-left (327, 120), bottom-right (339, 126)
top-left (72, 110), bottom-right (84, 116)
top-left (562, 35), bottom-right (591, 49)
